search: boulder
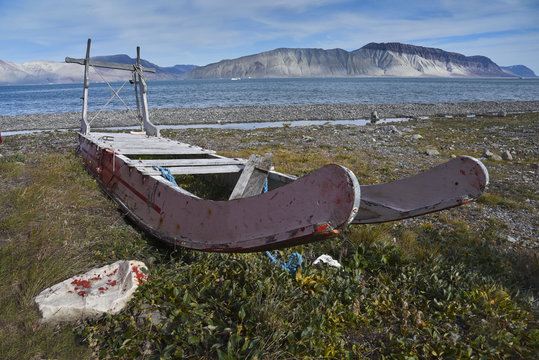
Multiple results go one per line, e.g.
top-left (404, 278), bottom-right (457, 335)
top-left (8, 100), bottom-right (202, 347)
top-left (370, 111), bottom-right (379, 124)
top-left (501, 150), bottom-right (513, 160)
top-left (482, 150), bottom-right (502, 161)
top-left (35, 260), bottom-right (148, 323)
top-left (424, 148), bottom-right (440, 156)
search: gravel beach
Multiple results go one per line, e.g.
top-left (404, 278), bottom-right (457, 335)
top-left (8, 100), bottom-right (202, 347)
top-left (1, 100), bottom-right (539, 132)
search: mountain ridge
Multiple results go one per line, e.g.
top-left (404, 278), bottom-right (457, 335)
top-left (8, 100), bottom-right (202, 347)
top-left (183, 42), bottom-right (518, 79)
top-left (0, 42), bottom-right (536, 85)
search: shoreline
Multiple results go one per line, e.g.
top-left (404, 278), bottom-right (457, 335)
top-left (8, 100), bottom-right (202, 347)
top-left (1, 100), bottom-right (538, 132)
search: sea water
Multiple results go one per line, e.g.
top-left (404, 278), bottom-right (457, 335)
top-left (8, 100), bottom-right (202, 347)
top-left (1, 77), bottom-right (539, 116)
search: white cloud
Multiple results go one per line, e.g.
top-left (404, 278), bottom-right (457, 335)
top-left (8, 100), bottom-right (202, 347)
top-left (0, 0), bottom-right (537, 71)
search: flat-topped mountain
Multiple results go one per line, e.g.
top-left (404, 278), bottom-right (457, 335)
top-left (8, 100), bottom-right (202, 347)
top-left (182, 42), bottom-right (516, 79)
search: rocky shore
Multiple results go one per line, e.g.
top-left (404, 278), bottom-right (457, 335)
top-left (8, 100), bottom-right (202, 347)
top-left (1, 100), bottom-right (538, 132)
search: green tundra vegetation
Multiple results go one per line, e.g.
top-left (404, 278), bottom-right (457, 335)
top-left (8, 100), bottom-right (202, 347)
top-left (0, 114), bottom-right (537, 359)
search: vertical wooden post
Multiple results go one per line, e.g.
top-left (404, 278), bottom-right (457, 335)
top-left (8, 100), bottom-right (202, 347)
top-left (81, 39), bottom-right (91, 134)
top-left (136, 46), bottom-right (159, 137)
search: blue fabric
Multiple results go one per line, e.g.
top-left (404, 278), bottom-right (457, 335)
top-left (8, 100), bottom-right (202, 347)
top-left (266, 251), bottom-right (302, 275)
top-left (152, 165), bottom-right (178, 186)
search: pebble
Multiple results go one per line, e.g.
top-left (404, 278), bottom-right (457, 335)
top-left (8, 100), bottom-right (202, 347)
top-left (2, 101), bottom-right (539, 132)
top-left (425, 148), bottom-right (440, 156)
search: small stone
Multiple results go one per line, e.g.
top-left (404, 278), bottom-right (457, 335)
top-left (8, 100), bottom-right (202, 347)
top-left (507, 236), bottom-right (517, 243)
top-left (531, 163), bottom-right (538, 170)
top-left (501, 150), bottom-right (513, 161)
top-left (375, 125), bottom-right (402, 136)
top-left (302, 135), bottom-right (314, 142)
top-left (498, 111), bottom-right (507, 117)
top-left (482, 150), bottom-right (494, 158)
top-left (425, 148), bottom-right (440, 156)
top-left (491, 154), bottom-right (503, 161)
top-left (411, 134), bottom-right (423, 140)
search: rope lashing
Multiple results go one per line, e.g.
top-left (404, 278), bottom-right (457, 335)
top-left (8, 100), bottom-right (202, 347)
top-left (152, 166), bottom-right (178, 186)
top-left (266, 251), bottom-right (302, 275)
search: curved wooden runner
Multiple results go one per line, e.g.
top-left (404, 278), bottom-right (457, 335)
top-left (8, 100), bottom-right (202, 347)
top-left (354, 156), bottom-right (488, 224)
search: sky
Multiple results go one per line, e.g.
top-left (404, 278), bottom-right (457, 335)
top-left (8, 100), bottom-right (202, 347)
top-left (1, 0), bottom-right (538, 73)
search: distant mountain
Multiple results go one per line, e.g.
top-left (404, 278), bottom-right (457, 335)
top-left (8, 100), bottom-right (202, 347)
top-left (91, 55), bottom-right (197, 77)
top-left (1, 43), bottom-right (532, 85)
top-left (0, 55), bottom-right (197, 85)
top-left (500, 65), bottom-right (537, 77)
top-left (182, 42), bottom-right (515, 79)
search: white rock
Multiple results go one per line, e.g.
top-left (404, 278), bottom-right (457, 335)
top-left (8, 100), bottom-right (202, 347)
top-left (424, 148), bottom-right (440, 156)
top-left (313, 254), bottom-right (342, 268)
top-left (35, 260), bottom-right (148, 323)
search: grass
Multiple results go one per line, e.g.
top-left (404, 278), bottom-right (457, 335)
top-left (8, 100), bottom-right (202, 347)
top-left (1, 116), bottom-right (538, 359)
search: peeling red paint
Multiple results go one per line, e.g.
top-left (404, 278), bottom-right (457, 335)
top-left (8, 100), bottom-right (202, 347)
top-left (77, 291), bottom-right (87, 297)
top-left (315, 224), bottom-right (329, 232)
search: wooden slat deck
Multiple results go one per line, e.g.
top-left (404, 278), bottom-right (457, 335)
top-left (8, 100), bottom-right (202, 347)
top-left (84, 132), bottom-right (245, 176)
top-left (86, 132), bottom-right (216, 156)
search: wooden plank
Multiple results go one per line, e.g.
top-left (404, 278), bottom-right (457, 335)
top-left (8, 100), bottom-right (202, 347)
top-left (133, 158), bottom-right (246, 167)
top-left (138, 164), bottom-right (244, 175)
top-left (229, 154), bottom-right (272, 200)
top-left (117, 148), bottom-right (216, 155)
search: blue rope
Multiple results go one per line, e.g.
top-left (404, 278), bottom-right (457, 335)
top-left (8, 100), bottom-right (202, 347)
top-left (152, 165), bottom-right (178, 186)
top-left (266, 251), bottom-right (302, 275)
top-left (263, 178), bottom-right (268, 193)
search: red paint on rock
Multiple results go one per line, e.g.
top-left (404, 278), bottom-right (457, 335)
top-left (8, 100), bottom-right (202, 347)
top-left (71, 279), bottom-right (91, 288)
top-left (107, 268), bottom-right (118, 277)
top-left (132, 266), bottom-right (147, 284)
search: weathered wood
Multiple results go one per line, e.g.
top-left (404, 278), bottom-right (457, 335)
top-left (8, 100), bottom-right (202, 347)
top-left (134, 158), bottom-right (246, 167)
top-left (120, 148), bottom-right (216, 155)
top-left (65, 57), bottom-right (156, 73)
top-left (353, 156), bottom-right (489, 224)
top-left (81, 39), bottom-right (91, 135)
top-left (138, 164), bottom-right (244, 175)
top-left (229, 154), bottom-right (272, 200)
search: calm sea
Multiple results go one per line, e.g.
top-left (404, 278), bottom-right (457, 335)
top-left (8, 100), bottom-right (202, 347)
top-left (1, 77), bottom-right (539, 116)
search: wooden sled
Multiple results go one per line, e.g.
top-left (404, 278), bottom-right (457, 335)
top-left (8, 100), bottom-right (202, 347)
top-left (67, 40), bottom-right (487, 253)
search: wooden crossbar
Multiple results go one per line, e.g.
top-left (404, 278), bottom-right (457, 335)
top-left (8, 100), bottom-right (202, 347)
top-left (65, 57), bottom-right (156, 73)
